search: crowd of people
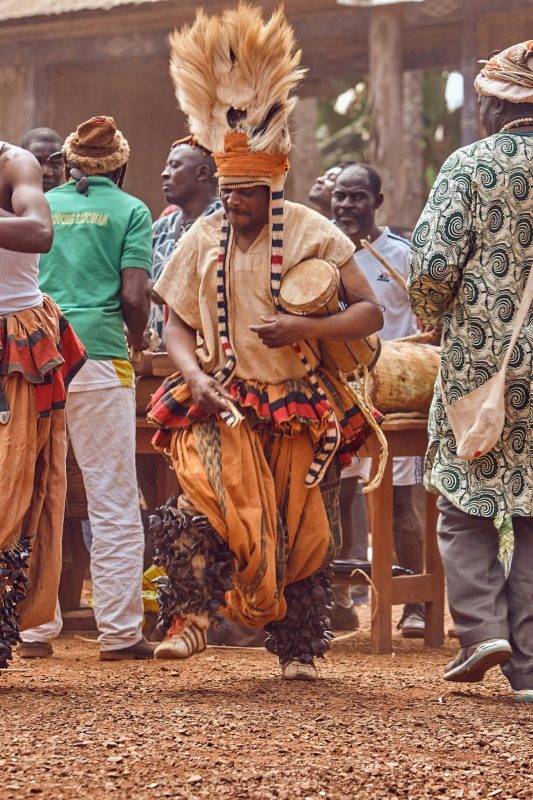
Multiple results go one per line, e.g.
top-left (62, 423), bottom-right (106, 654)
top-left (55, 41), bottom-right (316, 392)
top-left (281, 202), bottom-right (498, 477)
top-left (0, 4), bottom-right (531, 703)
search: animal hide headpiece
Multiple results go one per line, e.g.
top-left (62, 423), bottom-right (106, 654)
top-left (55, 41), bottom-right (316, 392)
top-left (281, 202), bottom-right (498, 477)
top-left (169, 3), bottom-right (305, 184)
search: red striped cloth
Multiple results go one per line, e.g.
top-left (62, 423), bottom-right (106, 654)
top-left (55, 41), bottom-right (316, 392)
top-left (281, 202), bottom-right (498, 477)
top-left (147, 369), bottom-right (379, 467)
top-left (0, 295), bottom-right (87, 417)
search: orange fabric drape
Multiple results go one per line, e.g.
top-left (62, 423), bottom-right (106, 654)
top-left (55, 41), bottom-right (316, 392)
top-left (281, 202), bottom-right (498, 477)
top-left (0, 373), bottom-right (66, 630)
top-left (170, 415), bottom-right (332, 628)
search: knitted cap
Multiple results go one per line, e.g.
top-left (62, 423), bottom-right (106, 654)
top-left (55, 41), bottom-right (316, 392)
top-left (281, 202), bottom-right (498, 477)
top-left (63, 116), bottom-right (130, 175)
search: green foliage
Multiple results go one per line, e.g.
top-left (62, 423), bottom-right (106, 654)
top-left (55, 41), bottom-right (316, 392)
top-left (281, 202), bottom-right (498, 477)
top-left (422, 71), bottom-right (461, 190)
top-left (317, 81), bottom-right (371, 168)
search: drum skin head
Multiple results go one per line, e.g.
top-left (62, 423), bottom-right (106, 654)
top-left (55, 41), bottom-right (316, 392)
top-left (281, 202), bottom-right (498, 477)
top-left (279, 259), bottom-right (339, 315)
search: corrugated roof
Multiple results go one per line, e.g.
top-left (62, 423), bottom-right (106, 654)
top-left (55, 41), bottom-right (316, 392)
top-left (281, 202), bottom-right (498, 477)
top-left (0, 0), bottom-right (163, 23)
top-left (337, 0), bottom-right (424, 6)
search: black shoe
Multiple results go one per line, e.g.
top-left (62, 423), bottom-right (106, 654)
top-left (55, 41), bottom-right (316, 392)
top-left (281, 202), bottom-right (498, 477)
top-left (397, 603), bottom-right (425, 638)
top-left (207, 619), bottom-right (266, 647)
top-left (331, 603), bottom-right (360, 632)
top-left (99, 636), bottom-right (156, 661)
top-left (18, 641), bottom-right (53, 659)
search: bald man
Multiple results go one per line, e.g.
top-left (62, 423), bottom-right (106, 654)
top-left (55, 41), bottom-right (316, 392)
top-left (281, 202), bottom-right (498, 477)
top-left (150, 138), bottom-right (221, 346)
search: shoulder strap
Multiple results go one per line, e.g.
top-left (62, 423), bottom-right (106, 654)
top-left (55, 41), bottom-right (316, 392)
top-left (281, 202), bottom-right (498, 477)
top-left (441, 266), bottom-right (533, 408)
top-left (501, 265), bottom-right (533, 372)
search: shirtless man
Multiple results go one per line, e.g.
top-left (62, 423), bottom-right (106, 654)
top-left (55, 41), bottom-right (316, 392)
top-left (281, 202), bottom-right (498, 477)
top-left (0, 141), bottom-right (85, 670)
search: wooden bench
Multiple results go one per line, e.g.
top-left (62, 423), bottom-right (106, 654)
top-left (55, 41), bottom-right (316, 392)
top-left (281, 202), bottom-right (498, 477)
top-left (335, 417), bottom-right (445, 654)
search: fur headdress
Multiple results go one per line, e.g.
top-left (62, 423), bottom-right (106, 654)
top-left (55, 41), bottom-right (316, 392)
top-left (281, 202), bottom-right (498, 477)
top-left (169, 3), bottom-right (305, 182)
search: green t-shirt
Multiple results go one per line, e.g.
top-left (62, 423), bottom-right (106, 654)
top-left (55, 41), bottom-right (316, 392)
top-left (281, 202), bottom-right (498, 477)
top-left (39, 177), bottom-right (152, 360)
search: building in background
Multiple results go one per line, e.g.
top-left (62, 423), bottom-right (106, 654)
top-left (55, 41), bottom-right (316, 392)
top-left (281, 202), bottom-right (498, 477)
top-left (0, 0), bottom-right (530, 225)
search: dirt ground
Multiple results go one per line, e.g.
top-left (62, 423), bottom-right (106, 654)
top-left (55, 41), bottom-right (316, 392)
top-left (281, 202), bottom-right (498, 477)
top-left (1, 605), bottom-right (532, 800)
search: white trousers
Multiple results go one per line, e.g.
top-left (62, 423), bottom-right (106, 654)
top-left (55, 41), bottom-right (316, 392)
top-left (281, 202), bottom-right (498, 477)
top-left (22, 386), bottom-right (145, 651)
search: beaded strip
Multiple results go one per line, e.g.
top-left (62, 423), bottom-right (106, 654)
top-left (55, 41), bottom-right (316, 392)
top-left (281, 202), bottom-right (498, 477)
top-left (213, 217), bottom-right (237, 387)
top-left (269, 177), bottom-right (342, 488)
top-left (499, 117), bottom-right (533, 133)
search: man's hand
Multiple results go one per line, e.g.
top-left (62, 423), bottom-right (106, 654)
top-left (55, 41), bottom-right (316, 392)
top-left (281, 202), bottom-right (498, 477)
top-left (189, 372), bottom-right (233, 416)
top-left (126, 327), bottom-right (152, 352)
top-left (249, 314), bottom-right (313, 349)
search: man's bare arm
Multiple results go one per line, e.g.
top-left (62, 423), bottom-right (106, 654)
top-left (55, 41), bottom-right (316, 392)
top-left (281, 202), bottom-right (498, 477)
top-left (0, 146), bottom-right (53, 253)
top-left (121, 268), bottom-right (150, 350)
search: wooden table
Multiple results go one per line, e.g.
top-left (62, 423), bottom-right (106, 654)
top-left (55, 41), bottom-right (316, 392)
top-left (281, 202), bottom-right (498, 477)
top-left (135, 351), bottom-right (180, 508)
top-left (335, 417), bottom-right (445, 654)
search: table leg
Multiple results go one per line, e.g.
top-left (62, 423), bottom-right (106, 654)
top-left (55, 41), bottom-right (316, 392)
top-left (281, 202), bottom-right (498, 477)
top-left (370, 453), bottom-right (394, 654)
top-left (423, 491), bottom-right (445, 647)
top-left (156, 457), bottom-right (180, 506)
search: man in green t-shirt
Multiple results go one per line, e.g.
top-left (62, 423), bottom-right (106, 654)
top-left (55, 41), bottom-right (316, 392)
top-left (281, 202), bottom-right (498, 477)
top-left (21, 116), bottom-right (154, 661)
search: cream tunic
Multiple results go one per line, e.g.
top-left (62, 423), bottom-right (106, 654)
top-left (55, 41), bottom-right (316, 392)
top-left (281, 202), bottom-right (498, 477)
top-left (155, 201), bottom-right (355, 384)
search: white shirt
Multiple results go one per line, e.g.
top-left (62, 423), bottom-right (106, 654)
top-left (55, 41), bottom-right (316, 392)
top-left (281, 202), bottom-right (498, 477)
top-left (354, 227), bottom-right (417, 342)
top-left (345, 227), bottom-right (420, 486)
top-left (0, 207), bottom-right (42, 315)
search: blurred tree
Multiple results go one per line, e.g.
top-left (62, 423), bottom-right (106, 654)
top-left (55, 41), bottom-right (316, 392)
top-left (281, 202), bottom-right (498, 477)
top-left (317, 70), bottom-right (461, 198)
top-left (317, 80), bottom-right (371, 167)
top-left (422, 71), bottom-right (461, 189)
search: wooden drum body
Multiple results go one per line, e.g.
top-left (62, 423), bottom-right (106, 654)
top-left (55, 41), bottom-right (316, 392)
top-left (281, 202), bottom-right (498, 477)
top-left (365, 340), bottom-right (440, 414)
top-left (279, 259), bottom-right (381, 375)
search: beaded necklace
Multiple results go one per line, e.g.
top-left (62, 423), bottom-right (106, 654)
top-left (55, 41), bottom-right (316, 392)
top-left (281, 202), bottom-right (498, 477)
top-left (499, 117), bottom-right (533, 133)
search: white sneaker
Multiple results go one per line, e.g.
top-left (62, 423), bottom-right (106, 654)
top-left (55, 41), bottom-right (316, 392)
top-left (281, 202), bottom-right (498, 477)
top-left (281, 659), bottom-right (318, 682)
top-left (154, 623), bottom-right (207, 660)
top-left (512, 689), bottom-right (533, 704)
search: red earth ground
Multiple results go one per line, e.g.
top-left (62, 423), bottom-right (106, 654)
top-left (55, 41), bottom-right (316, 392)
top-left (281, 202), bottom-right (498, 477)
top-left (1, 605), bottom-right (531, 800)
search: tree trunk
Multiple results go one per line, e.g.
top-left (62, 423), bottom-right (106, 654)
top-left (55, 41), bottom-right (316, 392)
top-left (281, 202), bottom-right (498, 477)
top-left (369, 6), bottom-right (405, 226)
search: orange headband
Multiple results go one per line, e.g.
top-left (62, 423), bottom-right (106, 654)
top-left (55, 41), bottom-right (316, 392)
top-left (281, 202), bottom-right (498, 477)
top-left (214, 133), bottom-right (289, 179)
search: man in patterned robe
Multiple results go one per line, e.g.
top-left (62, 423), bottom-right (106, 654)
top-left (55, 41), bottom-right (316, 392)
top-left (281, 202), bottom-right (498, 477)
top-left (408, 41), bottom-right (533, 703)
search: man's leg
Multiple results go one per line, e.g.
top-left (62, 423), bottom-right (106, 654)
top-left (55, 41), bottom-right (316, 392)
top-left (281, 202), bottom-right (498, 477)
top-left (502, 515), bottom-right (533, 696)
top-left (393, 473), bottom-right (425, 637)
top-left (437, 496), bottom-right (512, 683)
top-left (0, 375), bottom-right (50, 667)
top-left (150, 497), bottom-right (235, 659)
top-left (264, 566), bottom-right (334, 681)
top-left (66, 387), bottom-right (148, 655)
top-left (19, 598), bottom-right (63, 658)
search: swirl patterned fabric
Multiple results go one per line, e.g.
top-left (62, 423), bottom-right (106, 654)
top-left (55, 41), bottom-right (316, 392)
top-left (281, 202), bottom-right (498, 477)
top-left (408, 133), bottom-right (533, 517)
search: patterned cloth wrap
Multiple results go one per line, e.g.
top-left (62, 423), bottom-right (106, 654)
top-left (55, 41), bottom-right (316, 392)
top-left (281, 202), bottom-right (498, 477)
top-left (409, 133), bottom-right (533, 517)
top-left (148, 370), bottom-right (376, 468)
top-left (0, 295), bottom-right (86, 634)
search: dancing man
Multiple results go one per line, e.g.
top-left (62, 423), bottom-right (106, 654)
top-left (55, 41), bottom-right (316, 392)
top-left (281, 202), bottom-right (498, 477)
top-left (148, 4), bottom-right (383, 681)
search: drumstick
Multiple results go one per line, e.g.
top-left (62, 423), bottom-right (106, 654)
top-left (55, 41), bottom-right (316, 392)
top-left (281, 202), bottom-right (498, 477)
top-left (393, 332), bottom-right (434, 344)
top-left (360, 238), bottom-right (407, 291)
